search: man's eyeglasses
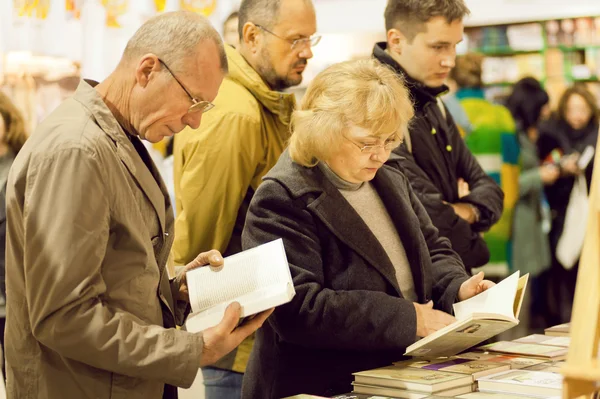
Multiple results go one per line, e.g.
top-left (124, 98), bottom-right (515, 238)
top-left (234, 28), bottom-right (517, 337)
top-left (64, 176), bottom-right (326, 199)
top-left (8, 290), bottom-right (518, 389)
top-left (344, 135), bottom-right (402, 154)
top-left (158, 59), bottom-right (215, 114)
top-left (255, 24), bottom-right (321, 50)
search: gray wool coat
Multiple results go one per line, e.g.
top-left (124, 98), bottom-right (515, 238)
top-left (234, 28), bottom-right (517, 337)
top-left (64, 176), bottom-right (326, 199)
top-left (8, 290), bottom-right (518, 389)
top-left (241, 150), bottom-right (470, 399)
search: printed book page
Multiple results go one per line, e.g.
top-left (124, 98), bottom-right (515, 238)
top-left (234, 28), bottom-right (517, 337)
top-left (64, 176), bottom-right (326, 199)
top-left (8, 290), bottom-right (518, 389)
top-left (453, 271), bottom-right (524, 321)
top-left (185, 239), bottom-right (295, 331)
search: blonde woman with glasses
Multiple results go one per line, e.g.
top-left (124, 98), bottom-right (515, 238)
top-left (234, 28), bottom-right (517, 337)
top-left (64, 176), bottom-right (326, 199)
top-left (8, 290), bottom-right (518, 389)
top-left (240, 59), bottom-right (495, 399)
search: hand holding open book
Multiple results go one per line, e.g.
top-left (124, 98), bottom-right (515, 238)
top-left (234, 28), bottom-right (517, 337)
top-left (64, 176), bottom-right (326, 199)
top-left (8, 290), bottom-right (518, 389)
top-left (405, 271), bottom-right (529, 357)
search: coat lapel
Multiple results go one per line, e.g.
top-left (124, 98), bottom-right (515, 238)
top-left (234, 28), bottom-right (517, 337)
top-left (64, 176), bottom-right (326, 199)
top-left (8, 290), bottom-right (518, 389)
top-left (308, 182), bottom-right (402, 296)
top-left (372, 169), bottom-right (428, 302)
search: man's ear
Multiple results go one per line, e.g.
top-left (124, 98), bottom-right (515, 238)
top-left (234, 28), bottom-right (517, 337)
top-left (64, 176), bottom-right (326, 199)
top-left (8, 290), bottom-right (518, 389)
top-left (387, 28), bottom-right (407, 55)
top-left (241, 22), bottom-right (261, 53)
top-left (135, 54), bottom-right (160, 88)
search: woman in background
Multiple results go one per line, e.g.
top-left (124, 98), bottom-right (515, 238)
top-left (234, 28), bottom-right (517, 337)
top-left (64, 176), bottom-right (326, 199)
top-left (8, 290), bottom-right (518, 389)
top-left (505, 77), bottom-right (558, 333)
top-left (537, 84), bottom-right (599, 326)
top-left (450, 53), bottom-right (519, 274)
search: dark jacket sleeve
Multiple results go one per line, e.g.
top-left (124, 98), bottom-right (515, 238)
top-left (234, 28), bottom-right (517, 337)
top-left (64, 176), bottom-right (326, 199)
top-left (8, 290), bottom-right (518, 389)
top-left (388, 148), bottom-right (491, 271)
top-left (401, 171), bottom-right (470, 312)
top-left (242, 179), bottom-right (419, 352)
top-left (451, 126), bottom-right (504, 233)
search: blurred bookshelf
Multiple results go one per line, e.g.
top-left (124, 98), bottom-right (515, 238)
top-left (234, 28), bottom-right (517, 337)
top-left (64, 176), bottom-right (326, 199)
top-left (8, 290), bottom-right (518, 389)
top-left (465, 16), bottom-right (600, 107)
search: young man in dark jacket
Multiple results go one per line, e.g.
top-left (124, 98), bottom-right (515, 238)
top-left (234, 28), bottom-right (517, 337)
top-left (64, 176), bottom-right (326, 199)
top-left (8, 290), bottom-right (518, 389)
top-left (374, 0), bottom-right (504, 273)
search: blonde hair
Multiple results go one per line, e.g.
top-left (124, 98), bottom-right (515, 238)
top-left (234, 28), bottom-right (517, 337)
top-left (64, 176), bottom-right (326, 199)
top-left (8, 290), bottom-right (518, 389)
top-left (289, 59), bottom-right (414, 167)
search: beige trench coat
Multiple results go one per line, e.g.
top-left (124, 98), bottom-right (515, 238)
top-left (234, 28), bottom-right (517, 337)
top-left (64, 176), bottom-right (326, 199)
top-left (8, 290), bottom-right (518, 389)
top-left (5, 81), bottom-right (202, 399)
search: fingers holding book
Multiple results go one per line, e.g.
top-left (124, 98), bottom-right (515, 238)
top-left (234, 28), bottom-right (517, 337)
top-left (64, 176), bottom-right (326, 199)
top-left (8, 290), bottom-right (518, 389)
top-left (199, 302), bottom-right (274, 367)
top-left (413, 301), bottom-right (456, 338)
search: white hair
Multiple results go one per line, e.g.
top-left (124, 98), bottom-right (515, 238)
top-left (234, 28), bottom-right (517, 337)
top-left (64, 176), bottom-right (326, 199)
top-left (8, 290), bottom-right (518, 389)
top-left (123, 11), bottom-right (227, 73)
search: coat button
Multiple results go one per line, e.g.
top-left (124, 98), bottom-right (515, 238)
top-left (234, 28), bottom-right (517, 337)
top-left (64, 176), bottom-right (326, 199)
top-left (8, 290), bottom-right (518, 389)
top-left (446, 145), bottom-right (452, 152)
top-left (164, 232), bottom-right (169, 237)
top-left (431, 128), bottom-right (437, 135)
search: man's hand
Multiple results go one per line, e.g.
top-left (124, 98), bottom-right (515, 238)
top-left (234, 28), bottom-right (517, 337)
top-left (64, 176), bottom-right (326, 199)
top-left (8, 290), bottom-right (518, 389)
top-left (413, 301), bottom-right (456, 338)
top-left (458, 271), bottom-right (495, 301)
top-left (450, 202), bottom-right (477, 224)
top-left (178, 250), bottom-right (224, 301)
top-left (200, 302), bottom-right (274, 367)
top-left (458, 178), bottom-right (470, 198)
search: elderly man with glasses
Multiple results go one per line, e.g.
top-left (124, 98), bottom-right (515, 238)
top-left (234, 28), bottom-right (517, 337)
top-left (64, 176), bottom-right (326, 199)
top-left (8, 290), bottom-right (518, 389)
top-left (3, 11), bottom-right (273, 399)
top-left (172, 1), bottom-right (318, 397)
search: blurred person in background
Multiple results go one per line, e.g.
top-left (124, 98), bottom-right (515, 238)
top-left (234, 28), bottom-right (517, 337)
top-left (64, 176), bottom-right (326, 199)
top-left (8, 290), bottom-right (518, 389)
top-left (443, 75), bottom-right (473, 137)
top-left (537, 84), bottom-right (599, 326)
top-left (375, 0), bottom-right (504, 274)
top-left (172, 0), bottom-right (318, 397)
top-left (0, 91), bottom-right (28, 380)
top-left (222, 11), bottom-right (240, 47)
top-left (505, 77), bottom-right (557, 333)
top-left (450, 53), bottom-right (520, 278)
top-left (241, 59), bottom-right (493, 399)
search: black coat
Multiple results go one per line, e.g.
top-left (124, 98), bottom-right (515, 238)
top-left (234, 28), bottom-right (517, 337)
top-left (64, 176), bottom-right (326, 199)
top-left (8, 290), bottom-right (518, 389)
top-left (373, 43), bottom-right (504, 272)
top-left (537, 118), bottom-right (598, 255)
top-left (241, 151), bottom-right (470, 398)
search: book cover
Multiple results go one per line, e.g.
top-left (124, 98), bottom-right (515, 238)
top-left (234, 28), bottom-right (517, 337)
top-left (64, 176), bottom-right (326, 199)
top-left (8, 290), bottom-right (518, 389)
top-left (352, 382), bottom-right (473, 398)
top-left (352, 366), bottom-right (472, 393)
top-left (397, 358), bottom-right (510, 381)
top-left (477, 341), bottom-right (568, 360)
top-left (524, 360), bottom-right (566, 373)
top-left (185, 239), bottom-right (295, 332)
top-left (456, 392), bottom-right (559, 399)
top-left (404, 272), bottom-right (529, 357)
top-left (477, 370), bottom-right (562, 397)
top-left (454, 352), bottom-right (547, 369)
top-left (514, 334), bottom-right (570, 348)
top-left (544, 322), bottom-right (570, 337)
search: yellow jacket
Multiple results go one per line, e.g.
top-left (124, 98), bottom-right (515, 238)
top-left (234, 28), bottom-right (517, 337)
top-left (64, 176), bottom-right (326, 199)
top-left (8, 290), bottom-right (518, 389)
top-left (172, 46), bottom-right (296, 372)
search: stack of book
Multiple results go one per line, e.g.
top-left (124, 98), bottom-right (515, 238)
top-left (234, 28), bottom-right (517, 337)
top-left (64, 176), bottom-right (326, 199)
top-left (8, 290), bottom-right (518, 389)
top-left (351, 364), bottom-right (475, 398)
top-left (475, 369), bottom-right (563, 398)
top-left (544, 322), bottom-right (570, 337)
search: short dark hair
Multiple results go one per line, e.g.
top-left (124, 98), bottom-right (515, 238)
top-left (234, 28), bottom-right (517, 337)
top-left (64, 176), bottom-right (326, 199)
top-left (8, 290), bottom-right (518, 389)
top-left (384, 0), bottom-right (470, 41)
top-left (505, 77), bottom-right (549, 133)
top-left (557, 84), bottom-right (599, 127)
top-left (238, 0), bottom-right (284, 38)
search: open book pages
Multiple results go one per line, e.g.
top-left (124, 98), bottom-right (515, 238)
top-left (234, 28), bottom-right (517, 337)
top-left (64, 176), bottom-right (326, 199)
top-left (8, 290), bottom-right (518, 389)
top-left (476, 370), bottom-right (563, 398)
top-left (185, 239), bottom-right (295, 332)
top-left (404, 272), bottom-right (529, 357)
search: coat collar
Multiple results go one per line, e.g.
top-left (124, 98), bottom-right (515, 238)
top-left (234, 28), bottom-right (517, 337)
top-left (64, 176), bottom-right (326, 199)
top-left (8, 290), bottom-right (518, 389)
top-left (225, 45), bottom-right (296, 125)
top-left (265, 150), bottom-right (427, 300)
top-left (372, 42), bottom-right (448, 112)
top-left (72, 80), bottom-right (169, 241)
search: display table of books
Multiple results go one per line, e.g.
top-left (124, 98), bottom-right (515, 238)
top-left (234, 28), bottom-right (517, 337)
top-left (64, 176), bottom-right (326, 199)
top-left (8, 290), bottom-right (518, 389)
top-left (284, 320), bottom-right (575, 398)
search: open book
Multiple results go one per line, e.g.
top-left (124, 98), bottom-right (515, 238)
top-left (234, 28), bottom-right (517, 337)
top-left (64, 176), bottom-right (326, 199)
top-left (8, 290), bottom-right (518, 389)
top-left (404, 271), bottom-right (529, 357)
top-left (185, 239), bottom-right (295, 332)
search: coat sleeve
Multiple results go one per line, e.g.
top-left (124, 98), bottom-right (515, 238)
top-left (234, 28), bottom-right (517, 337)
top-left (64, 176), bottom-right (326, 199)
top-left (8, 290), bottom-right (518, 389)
top-left (452, 127), bottom-right (505, 233)
top-left (519, 168), bottom-right (543, 198)
top-left (173, 112), bottom-right (263, 264)
top-left (401, 172), bottom-right (470, 313)
top-left (388, 147), bottom-right (490, 271)
top-left (21, 148), bottom-right (201, 388)
top-left (242, 179), bottom-right (419, 352)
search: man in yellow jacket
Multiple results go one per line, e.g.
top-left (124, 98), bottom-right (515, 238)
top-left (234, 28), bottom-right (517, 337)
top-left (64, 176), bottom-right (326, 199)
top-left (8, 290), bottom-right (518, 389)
top-left (173, 0), bottom-right (319, 397)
